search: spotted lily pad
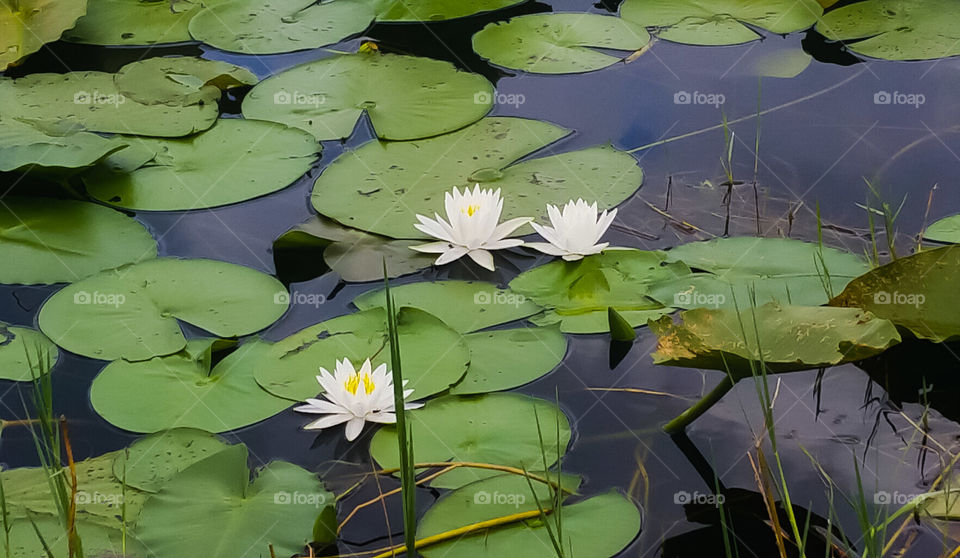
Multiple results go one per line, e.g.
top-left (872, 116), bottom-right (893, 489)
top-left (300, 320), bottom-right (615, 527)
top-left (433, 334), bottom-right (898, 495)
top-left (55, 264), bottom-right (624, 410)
top-left (0, 197), bottom-right (157, 285)
top-left (370, 393), bottom-right (571, 489)
top-left (113, 428), bottom-right (230, 491)
top-left (90, 339), bottom-right (293, 433)
top-left (450, 327), bottom-right (567, 395)
top-left (242, 52), bottom-right (493, 141)
top-left (925, 215), bottom-right (960, 244)
top-left (817, 0), bottom-right (960, 61)
top-left (38, 258), bottom-right (288, 361)
top-left (83, 119), bottom-right (319, 211)
top-left (621, 0), bottom-right (823, 45)
top-left (189, 0), bottom-right (376, 54)
top-left (0, 116), bottom-right (124, 172)
top-left (0, 323), bottom-right (58, 381)
top-left (312, 117), bottom-right (643, 238)
top-left (1, 518), bottom-right (147, 558)
top-left (0, 0), bottom-right (87, 69)
top-left (64, 0), bottom-right (229, 45)
top-left (473, 13), bottom-right (651, 74)
top-left (375, 0), bottom-right (525, 22)
top-left (114, 56), bottom-right (258, 105)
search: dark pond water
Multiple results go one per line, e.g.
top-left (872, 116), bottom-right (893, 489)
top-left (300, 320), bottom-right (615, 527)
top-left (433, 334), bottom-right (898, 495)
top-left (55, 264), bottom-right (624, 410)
top-left (3, 1), bottom-right (960, 556)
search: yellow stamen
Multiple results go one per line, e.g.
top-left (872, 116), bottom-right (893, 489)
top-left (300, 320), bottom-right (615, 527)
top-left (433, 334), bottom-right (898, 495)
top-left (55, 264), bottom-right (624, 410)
top-left (344, 374), bottom-right (359, 395)
top-left (363, 373), bottom-right (376, 395)
top-left (461, 204), bottom-right (480, 217)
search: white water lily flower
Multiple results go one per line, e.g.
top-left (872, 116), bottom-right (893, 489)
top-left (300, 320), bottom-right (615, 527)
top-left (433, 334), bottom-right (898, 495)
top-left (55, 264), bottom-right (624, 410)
top-left (295, 358), bottom-right (423, 441)
top-left (526, 199), bottom-right (618, 261)
top-left (411, 184), bottom-right (532, 271)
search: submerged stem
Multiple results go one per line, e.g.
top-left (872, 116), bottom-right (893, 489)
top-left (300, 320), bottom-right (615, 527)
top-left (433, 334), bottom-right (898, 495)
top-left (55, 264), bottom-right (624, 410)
top-left (662, 375), bottom-right (735, 434)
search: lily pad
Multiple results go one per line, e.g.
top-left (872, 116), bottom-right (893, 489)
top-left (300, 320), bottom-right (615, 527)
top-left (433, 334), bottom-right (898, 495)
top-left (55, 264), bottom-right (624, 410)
top-left (0, 116), bottom-right (124, 172)
top-left (621, 0), bottom-right (823, 45)
top-left (64, 0), bottom-right (228, 45)
top-left (189, 0), bottom-right (376, 54)
top-left (113, 428), bottom-right (230, 492)
top-left (817, 0), bottom-right (960, 61)
top-left (242, 52), bottom-right (492, 141)
top-left (370, 393), bottom-right (571, 489)
top-left (509, 249), bottom-right (691, 333)
top-left (83, 119), bottom-right (319, 211)
top-left (274, 215), bottom-right (435, 283)
top-left (38, 257), bottom-right (288, 361)
top-left (450, 327), bottom-right (567, 395)
top-left (830, 245), bottom-right (960, 342)
top-left (353, 280), bottom-right (541, 333)
top-left (114, 56), bottom-right (258, 105)
top-left (752, 48), bottom-right (812, 78)
top-left (1, 518), bottom-right (147, 558)
top-left (253, 307), bottom-right (469, 401)
top-left (0, 71), bottom-right (218, 137)
top-left (90, 339), bottom-right (293, 433)
top-left (136, 444), bottom-right (332, 557)
top-left (925, 215), bottom-right (960, 244)
top-left (0, 323), bottom-right (58, 381)
top-left (0, 197), bottom-right (157, 285)
top-left (649, 303), bottom-right (901, 377)
top-left (312, 117), bottom-right (643, 238)
top-left (473, 13), bottom-right (651, 74)
top-left (1, 0), bottom-right (87, 69)
top-left (375, 0), bottom-right (525, 22)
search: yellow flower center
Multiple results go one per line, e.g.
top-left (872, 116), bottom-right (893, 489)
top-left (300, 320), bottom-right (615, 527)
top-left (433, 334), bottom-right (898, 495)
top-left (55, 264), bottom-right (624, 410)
top-left (461, 204), bottom-right (480, 217)
top-left (344, 372), bottom-right (376, 395)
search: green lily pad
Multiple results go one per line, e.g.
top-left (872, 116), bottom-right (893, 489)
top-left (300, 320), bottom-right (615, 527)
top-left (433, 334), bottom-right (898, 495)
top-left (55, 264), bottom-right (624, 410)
top-left (450, 327), bottom-right (567, 395)
top-left (649, 303), bottom-right (901, 377)
top-left (1, 0), bottom-right (87, 69)
top-left (90, 339), bottom-right (293, 433)
top-left (0, 197), bottom-right (157, 285)
top-left (420, 479), bottom-right (640, 558)
top-left (925, 215), bottom-right (960, 244)
top-left (38, 258), bottom-right (288, 361)
top-left (0, 71), bottom-right (218, 137)
top-left (114, 56), bottom-right (258, 105)
top-left (370, 393), bottom-right (571, 489)
top-left (752, 47), bottom-right (812, 78)
top-left (509, 249), bottom-right (691, 333)
top-left (113, 428), bottom-right (230, 492)
top-left (0, 518), bottom-right (147, 558)
top-left (82, 119), bottom-right (319, 211)
top-left (189, 0), bottom-right (376, 54)
top-left (274, 214), bottom-right (435, 283)
top-left (63, 0), bottom-right (229, 45)
top-left (0, 116), bottom-right (124, 172)
top-left (136, 444), bottom-right (332, 557)
top-left (242, 52), bottom-right (492, 141)
top-left (253, 307), bottom-right (469, 401)
top-left (473, 13), bottom-right (651, 74)
top-left (830, 245), bottom-right (960, 342)
top-left (353, 280), bottom-right (541, 333)
top-left (312, 117), bottom-right (643, 238)
top-left (375, 0), bottom-right (525, 22)
top-left (621, 0), bottom-right (823, 45)
top-left (817, 0), bottom-right (960, 61)
top-left (0, 323), bottom-right (58, 381)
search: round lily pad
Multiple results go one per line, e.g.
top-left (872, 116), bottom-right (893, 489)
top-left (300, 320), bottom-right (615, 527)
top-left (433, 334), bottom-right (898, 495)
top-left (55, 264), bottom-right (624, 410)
top-left (0, 197), bottom-right (157, 285)
top-left (38, 258), bottom-right (289, 361)
top-left (312, 117), bottom-right (643, 238)
top-left (0, 116), bottom-right (124, 172)
top-left (0, 323), bottom-right (58, 381)
top-left (254, 307), bottom-right (469, 401)
top-left (353, 280), bottom-right (541, 333)
top-left (189, 0), bottom-right (376, 54)
top-left (817, 0), bottom-right (960, 61)
top-left (242, 52), bottom-right (493, 141)
top-left (83, 119), bottom-right (319, 211)
top-left (63, 0), bottom-right (229, 45)
top-left (90, 339), bottom-right (293, 433)
top-left (136, 444), bottom-right (332, 557)
top-left (1, 0), bottom-right (87, 69)
top-left (926, 215), bottom-right (960, 244)
top-left (114, 56), bottom-right (258, 105)
top-left (473, 13), bottom-right (651, 74)
top-left (370, 393), bottom-right (571, 489)
top-left (621, 0), bottom-right (823, 45)
top-left (113, 428), bottom-right (230, 492)
top-left (450, 327), bottom-right (567, 395)
top-left (375, 0), bottom-right (524, 22)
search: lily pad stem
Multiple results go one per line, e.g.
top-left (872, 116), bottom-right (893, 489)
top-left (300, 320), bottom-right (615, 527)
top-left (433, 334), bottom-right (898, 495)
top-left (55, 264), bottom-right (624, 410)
top-left (662, 375), bottom-right (735, 434)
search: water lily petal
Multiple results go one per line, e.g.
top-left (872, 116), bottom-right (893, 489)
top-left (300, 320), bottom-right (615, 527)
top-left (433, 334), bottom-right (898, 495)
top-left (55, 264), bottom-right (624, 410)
top-left (410, 241), bottom-right (454, 254)
top-left (304, 413), bottom-right (354, 430)
top-left (295, 399), bottom-right (347, 414)
top-left (435, 245), bottom-right (470, 266)
top-left (491, 216), bottom-right (533, 241)
top-left (467, 249), bottom-right (495, 271)
top-left (364, 412), bottom-right (397, 424)
top-left (344, 417), bottom-right (367, 441)
top-left (525, 241), bottom-right (569, 256)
